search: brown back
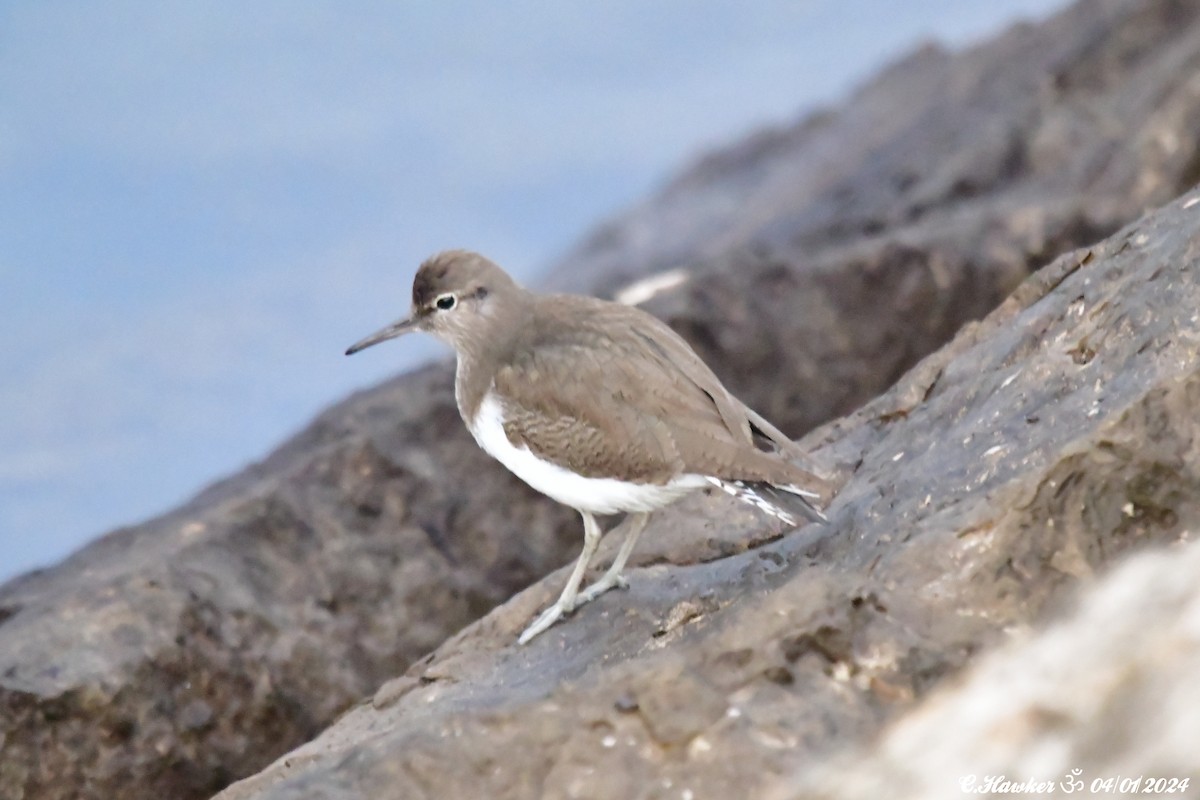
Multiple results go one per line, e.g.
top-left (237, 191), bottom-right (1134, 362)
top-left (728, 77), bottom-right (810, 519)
top-left (488, 293), bottom-right (834, 499)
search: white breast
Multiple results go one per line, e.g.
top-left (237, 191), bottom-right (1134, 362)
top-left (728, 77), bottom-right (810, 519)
top-left (467, 392), bottom-right (705, 515)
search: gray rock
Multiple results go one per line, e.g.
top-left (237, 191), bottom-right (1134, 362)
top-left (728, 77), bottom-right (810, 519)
top-left (777, 540), bottom-right (1200, 800)
top-left (547, 0), bottom-right (1200, 299)
top-left (215, 186), bottom-right (1200, 800)
top-left (0, 367), bottom-right (580, 799)
top-left (550, 0), bottom-right (1200, 435)
top-left (4, 0), bottom-right (1200, 798)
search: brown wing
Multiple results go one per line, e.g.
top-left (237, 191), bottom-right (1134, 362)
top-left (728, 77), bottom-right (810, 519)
top-left (493, 296), bottom-right (834, 500)
top-left (493, 336), bottom-right (699, 483)
top-left (602, 302), bottom-right (836, 496)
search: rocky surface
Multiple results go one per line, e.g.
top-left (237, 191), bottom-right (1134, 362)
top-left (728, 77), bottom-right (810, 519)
top-left (4, 0), bottom-right (1200, 798)
top-left (211, 186), bottom-right (1200, 800)
top-left (0, 367), bottom-right (582, 799)
top-left (552, 0), bottom-right (1200, 434)
top-left (549, 0), bottom-right (1200, 297)
top-left (781, 541), bottom-right (1200, 800)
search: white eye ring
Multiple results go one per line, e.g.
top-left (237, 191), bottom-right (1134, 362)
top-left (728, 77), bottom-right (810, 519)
top-left (434, 293), bottom-right (456, 311)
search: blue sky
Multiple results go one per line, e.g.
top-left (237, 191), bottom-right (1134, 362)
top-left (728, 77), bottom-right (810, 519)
top-left (0, 0), bottom-right (1069, 582)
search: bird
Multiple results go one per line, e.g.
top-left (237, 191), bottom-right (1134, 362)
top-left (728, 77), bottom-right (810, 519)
top-left (346, 250), bottom-right (833, 644)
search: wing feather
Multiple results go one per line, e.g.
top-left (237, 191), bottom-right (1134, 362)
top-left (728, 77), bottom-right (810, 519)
top-left (490, 296), bottom-right (833, 502)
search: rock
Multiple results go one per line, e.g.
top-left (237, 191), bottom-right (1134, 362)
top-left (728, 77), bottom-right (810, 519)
top-left (211, 187), bottom-right (1200, 799)
top-left (779, 539), bottom-right (1200, 800)
top-left (548, 0), bottom-right (1200, 434)
top-left (0, 367), bottom-right (581, 800)
top-left (548, 0), bottom-right (1200, 298)
top-left (5, 0), bottom-right (1200, 798)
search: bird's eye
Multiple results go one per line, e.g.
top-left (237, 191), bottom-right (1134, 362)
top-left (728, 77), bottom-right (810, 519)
top-left (435, 294), bottom-right (456, 311)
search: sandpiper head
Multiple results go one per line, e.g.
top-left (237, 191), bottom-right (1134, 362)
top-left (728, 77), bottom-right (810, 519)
top-left (345, 250), bottom-right (520, 355)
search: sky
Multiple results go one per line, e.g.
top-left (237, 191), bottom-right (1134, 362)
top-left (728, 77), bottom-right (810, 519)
top-left (0, 0), bottom-right (1071, 582)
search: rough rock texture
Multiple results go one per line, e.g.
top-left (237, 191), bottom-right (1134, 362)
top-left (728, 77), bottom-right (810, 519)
top-left (0, 368), bottom-right (580, 799)
top-left (780, 541), bottom-right (1200, 800)
top-left (551, 0), bottom-right (1200, 434)
top-left (214, 188), bottom-right (1200, 799)
top-left (4, 0), bottom-right (1200, 798)
top-left (550, 0), bottom-right (1200, 296)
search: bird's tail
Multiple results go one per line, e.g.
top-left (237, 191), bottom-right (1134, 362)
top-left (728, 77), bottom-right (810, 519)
top-left (705, 477), bottom-right (828, 526)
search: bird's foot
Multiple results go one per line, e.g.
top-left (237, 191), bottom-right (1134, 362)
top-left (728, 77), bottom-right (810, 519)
top-left (518, 601), bottom-right (568, 645)
top-left (518, 573), bottom-right (631, 645)
top-left (575, 571), bottom-right (629, 607)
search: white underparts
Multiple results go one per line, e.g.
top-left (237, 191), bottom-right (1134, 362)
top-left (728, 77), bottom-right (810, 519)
top-left (469, 391), bottom-right (821, 525)
top-left (469, 393), bottom-right (706, 515)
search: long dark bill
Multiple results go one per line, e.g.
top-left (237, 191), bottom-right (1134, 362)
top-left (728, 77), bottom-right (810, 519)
top-left (344, 316), bottom-right (418, 355)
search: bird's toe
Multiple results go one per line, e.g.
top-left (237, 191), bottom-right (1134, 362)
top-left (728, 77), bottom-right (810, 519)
top-left (518, 602), bottom-right (566, 644)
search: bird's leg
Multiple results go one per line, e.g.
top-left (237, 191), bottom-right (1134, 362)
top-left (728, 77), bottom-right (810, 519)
top-left (575, 512), bottom-right (648, 606)
top-left (518, 510), bottom-right (604, 644)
